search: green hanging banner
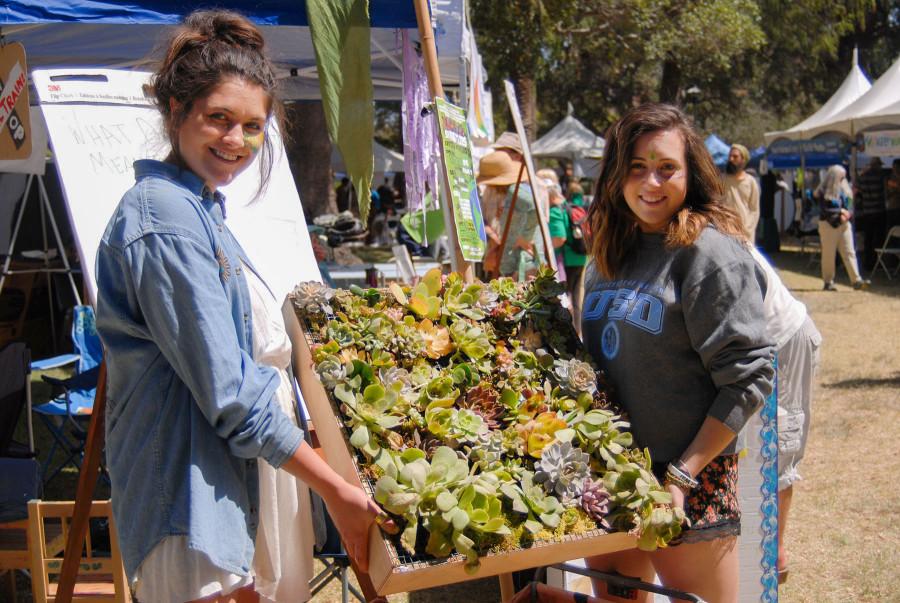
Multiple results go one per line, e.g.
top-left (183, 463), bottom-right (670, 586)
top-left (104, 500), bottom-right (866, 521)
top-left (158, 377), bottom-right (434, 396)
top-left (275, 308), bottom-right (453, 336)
top-left (433, 97), bottom-right (486, 262)
top-left (306, 0), bottom-right (374, 221)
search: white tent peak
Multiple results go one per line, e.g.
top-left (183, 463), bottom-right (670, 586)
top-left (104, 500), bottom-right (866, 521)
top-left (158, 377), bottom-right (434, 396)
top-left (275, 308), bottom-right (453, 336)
top-left (531, 114), bottom-right (605, 159)
top-left (765, 51), bottom-right (871, 144)
top-left (803, 53), bottom-right (900, 138)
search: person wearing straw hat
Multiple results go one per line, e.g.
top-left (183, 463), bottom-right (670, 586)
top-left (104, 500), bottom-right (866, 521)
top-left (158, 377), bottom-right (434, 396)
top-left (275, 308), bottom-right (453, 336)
top-left (723, 143), bottom-right (760, 244)
top-left (476, 150), bottom-right (543, 280)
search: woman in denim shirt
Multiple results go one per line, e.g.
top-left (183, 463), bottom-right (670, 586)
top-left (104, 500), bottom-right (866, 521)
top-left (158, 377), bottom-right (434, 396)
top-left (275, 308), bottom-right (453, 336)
top-left (95, 11), bottom-right (391, 602)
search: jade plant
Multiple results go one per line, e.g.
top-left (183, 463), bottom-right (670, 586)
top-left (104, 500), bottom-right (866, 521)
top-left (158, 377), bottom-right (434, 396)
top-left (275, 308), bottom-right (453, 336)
top-left (291, 269), bottom-right (685, 569)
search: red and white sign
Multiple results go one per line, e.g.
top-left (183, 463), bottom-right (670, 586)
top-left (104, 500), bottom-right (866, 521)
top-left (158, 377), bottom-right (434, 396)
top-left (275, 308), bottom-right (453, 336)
top-left (0, 43), bottom-right (31, 159)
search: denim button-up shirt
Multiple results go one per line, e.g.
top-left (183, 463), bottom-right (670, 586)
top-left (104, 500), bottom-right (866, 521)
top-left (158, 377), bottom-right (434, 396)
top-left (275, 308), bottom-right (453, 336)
top-left (95, 160), bottom-right (303, 578)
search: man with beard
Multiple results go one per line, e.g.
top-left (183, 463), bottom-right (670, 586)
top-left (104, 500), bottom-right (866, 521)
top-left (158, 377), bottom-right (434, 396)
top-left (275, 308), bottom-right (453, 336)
top-left (723, 143), bottom-right (761, 244)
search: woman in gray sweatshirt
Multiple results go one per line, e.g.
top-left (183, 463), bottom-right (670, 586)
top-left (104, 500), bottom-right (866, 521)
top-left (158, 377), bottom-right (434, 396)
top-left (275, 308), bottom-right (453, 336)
top-left (582, 104), bottom-right (774, 603)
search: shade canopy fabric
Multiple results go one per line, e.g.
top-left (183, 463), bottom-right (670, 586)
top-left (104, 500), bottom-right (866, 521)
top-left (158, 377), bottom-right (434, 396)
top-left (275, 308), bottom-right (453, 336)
top-left (704, 134), bottom-right (731, 166)
top-left (531, 114), bottom-right (605, 159)
top-left (764, 49), bottom-right (871, 144)
top-left (853, 97), bottom-right (900, 132)
top-left (332, 140), bottom-right (404, 173)
top-left (803, 53), bottom-right (900, 139)
top-left (0, 0), bottom-right (465, 100)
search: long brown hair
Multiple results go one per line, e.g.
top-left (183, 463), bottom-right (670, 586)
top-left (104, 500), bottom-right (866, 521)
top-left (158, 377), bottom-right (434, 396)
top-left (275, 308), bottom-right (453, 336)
top-left (148, 10), bottom-right (285, 195)
top-left (588, 103), bottom-right (743, 279)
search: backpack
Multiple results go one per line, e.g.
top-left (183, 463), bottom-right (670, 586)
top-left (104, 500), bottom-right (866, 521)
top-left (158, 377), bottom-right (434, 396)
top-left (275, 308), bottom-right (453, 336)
top-left (565, 202), bottom-right (590, 255)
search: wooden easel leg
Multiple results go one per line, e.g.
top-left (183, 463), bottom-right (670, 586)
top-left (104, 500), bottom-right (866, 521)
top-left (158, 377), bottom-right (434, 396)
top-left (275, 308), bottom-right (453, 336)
top-left (54, 361), bottom-right (107, 603)
top-left (499, 572), bottom-right (515, 602)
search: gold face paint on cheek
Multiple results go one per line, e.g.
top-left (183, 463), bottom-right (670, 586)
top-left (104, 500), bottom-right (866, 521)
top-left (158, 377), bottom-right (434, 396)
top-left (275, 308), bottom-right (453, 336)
top-left (243, 131), bottom-right (265, 155)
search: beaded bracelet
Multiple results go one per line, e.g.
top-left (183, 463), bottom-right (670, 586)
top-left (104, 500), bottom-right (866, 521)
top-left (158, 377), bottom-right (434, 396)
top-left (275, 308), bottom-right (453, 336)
top-left (665, 461), bottom-right (699, 491)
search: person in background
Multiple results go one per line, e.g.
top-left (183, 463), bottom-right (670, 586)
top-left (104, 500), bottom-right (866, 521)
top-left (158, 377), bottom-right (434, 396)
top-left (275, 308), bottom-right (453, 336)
top-left (582, 103), bottom-right (774, 603)
top-left (814, 165), bottom-right (870, 291)
top-left (559, 163), bottom-right (575, 195)
top-left (548, 179), bottom-right (588, 337)
top-left (94, 11), bottom-right (393, 602)
top-left (541, 169), bottom-right (568, 279)
top-left (886, 159), bottom-right (900, 228)
top-left (476, 151), bottom-right (542, 280)
top-left (746, 247), bottom-right (821, 585)
top-left (376, 177), bottom-right (396, 215)
top-left (723, 143), bottom-right (760, 244)
top-left (335, 176), bottom-right (355, 214)
top-left (855, 157), bottom-right (887, 270)
top-left (492, 131), bottom-right (524, 163)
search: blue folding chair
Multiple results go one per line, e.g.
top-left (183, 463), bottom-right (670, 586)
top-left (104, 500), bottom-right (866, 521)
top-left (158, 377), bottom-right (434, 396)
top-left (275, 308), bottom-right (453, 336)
top-left (31, 305), bottom-right (105, 485)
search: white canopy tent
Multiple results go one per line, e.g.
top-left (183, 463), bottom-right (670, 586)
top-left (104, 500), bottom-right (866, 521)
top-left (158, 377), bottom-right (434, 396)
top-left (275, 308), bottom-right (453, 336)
top-left (532, 110), bottom-right (605, 160)
top-left (803, 53), bottom-right (900, 139)
top-left (531, 107), bottom-right (605, 179)
top-left (332, 140), bottom-right (404, 173)
top-left (851, 96), bottom-right (900, 132)
top-left (764, 49), bottom-right (871, 144)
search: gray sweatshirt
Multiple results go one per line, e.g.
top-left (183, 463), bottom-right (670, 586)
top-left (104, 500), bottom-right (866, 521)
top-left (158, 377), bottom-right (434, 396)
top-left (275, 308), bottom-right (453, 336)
top-left (582, 226), bottom-right (775, 464)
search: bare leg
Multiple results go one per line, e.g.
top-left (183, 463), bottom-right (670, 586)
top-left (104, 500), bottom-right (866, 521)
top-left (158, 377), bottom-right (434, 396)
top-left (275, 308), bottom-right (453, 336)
top-left (778, 486), bottom-right (793, 574)
top-left (586, 549), bottom-right (655, 603)
top-left (652, 536), bottom-right (739, 603)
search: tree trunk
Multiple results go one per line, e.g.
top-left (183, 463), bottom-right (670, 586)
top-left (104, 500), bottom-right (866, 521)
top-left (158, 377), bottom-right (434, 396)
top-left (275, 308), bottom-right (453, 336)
top-left (515, 75), bottom-right (538, 143)
top-left (284, 101), bottom-right (335, 221)
top-left (659, 58), bottom-right (681, 104)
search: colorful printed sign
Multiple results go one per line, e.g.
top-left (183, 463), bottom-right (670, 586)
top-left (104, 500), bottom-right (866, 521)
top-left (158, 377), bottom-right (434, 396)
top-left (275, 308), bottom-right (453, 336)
top-left (862, 130), bottom-right (900, 156)
top-left (434, 97), bottom-right (486, 262)
top-left (0, 42), bottom-right (32, 159)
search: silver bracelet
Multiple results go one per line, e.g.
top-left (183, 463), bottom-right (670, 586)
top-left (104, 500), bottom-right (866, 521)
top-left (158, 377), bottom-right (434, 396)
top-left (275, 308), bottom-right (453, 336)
top-left (665, 462), bottom-right (699, 490)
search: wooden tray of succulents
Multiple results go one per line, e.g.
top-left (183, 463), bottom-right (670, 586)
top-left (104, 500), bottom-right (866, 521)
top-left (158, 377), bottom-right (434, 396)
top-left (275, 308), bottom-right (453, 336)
top-left (284, 268), bottom-right (684, 596)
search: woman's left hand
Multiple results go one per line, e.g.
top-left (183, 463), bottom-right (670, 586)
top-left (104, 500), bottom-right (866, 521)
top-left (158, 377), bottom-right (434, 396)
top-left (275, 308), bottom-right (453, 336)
top-left (665, 482), bottom-right (687, 511)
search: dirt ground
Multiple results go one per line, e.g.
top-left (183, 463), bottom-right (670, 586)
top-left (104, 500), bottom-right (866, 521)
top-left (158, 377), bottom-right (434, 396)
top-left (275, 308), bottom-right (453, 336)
top-left (7, 246), bottom-right (898, 603)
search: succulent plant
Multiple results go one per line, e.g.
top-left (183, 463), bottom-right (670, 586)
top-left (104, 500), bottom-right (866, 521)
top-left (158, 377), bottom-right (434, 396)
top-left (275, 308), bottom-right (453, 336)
top-left (392, 268), bottom-right (443, 320)
top-left (335, 381), bottom-right (405, 457)
top-left (553, 358), bottom-right (598, 397)
top-left (602, 449), bottom-right (685, 551)
top-left (291, 281), bottom-right (335, 316)
top-left (459, 384), bottom-right (504, 429)
top-left (449, 320), bottom-right (493, 361)
top-left (580, 478), bottom-right (612, 529)
top-left (442, 273), bottom-right (486, 320)
top-left (500, 470), bottom-right (565, 533)
top-left (534, 441), bottom-right (592, 501)
top-left (517, 411), bottom-right (569, 458)
top-left (417, 319), bottom-right (454, 359)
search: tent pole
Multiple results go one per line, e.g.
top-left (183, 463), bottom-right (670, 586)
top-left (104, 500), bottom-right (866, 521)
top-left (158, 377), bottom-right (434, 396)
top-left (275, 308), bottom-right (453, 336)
top-left (414, 0), bottom-right (474, 283)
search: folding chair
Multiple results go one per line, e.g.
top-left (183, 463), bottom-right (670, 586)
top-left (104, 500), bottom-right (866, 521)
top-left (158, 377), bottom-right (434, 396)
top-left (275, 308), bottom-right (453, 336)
top-left (31, 306), bottom-right (104, 486)
top-left (309, 511), bottom-right (364, 603)
top-left (27, 500), bottom-right (130, 603)
top-left (872, 225), bottom-right (900, 280)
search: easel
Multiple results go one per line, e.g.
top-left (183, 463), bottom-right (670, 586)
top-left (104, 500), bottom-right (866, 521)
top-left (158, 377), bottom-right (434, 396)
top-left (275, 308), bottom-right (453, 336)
top-left (0, 167), bottom-right (83, 344)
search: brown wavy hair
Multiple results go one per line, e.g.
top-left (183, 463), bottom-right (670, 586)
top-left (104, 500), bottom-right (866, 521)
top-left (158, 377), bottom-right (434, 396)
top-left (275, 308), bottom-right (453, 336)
top-left (148, 10), bottom-right (285, 195)
top-left (588, 103), bottom-right (743, 279)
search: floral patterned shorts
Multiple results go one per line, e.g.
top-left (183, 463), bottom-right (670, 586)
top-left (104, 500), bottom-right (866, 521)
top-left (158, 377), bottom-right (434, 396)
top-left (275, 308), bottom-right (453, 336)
top-left (653, 454), bottom-right (741, 545)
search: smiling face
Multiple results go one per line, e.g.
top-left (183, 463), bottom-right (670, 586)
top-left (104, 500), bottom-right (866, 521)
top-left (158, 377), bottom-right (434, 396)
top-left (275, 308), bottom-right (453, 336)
top-left (174, 77), bottom-right (269, 192)
top-left (622, 128), bottom-right (688, 233)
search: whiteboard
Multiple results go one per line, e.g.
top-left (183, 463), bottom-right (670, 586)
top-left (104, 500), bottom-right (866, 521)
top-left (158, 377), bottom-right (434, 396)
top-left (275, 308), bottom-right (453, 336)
top-left (32, 68), bottom-right (320, 304)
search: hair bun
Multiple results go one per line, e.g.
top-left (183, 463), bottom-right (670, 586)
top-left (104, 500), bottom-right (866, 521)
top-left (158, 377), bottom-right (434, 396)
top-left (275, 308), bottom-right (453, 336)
top-left (185, 10), bottom-right (265, 51)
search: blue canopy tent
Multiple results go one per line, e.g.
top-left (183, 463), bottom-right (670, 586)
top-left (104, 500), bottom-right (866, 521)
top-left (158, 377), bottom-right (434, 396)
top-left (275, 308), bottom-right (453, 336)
top-left (765, 137), bottom-right (848, 169)
top-left (0, 0), bottom-right (466, 100)
top-left (704, 134), bottom-right (730, 167)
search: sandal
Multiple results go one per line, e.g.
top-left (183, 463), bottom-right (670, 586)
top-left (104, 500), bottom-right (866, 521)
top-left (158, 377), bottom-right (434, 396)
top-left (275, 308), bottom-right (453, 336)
top-left (778, 567), bottom-right (790, 585)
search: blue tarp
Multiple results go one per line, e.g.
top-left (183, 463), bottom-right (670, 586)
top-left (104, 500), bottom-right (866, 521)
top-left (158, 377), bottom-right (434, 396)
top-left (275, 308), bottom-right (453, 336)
top-left (705, 134), bottom-right (730, 167)
top-left (0, 0), bottom-right (418, 28)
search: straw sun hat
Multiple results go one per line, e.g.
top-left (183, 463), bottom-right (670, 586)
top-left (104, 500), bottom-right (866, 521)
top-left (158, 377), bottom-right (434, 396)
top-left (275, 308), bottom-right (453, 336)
top-left (477, 150), bottom-right (525, 186)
